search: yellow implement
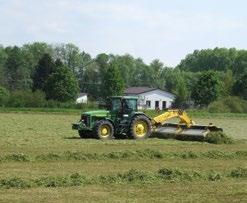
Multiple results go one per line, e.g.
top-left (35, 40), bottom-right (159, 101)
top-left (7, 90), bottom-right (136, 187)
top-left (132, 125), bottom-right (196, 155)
top-left (151, 109), bottom-right (222, 140)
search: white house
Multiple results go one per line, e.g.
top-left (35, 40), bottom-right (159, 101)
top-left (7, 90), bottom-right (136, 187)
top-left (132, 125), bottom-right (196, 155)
top-left (76, 93), bottom-right (88, 104)
top-left (125, 87), bottom-right (175, 110)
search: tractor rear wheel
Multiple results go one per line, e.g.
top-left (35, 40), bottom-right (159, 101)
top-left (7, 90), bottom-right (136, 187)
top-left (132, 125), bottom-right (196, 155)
top-left (94, 120), bottom-right (114, 140)
top-left (129, 115), bottom-right (151, 139)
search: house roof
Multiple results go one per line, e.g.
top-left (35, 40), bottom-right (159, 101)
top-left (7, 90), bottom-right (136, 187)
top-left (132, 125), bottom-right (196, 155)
top-left (124, 86), bottom-right (175, 97)
top-left (125, 87), bottom-right (156, 94)
top-left (77, 93), bottom-right (87, 97)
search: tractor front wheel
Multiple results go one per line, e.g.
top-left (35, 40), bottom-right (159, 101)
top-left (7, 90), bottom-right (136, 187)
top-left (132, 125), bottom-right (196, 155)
top-left (129, 115), bottom-right (151, 139)
top-left (78, 130), bottom-right (86, 138)
top-left (94, 120), bottom-right (114, 140)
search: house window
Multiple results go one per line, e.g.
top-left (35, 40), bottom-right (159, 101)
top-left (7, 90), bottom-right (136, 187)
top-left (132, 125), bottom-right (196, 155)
top-left (146, 100), bottom-right (151, 108)
top-left (155, 101), bottom-right (159, 109)
top-left (162, 101), bottom-right (167, 110)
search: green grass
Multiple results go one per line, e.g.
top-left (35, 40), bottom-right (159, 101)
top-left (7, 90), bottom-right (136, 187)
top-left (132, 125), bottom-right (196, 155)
top-left (2, 107), bottom-right (247, 118)
top-left (0, 107), bottom-right (83, 114)
top-left (0, 112), bottom-right (246, 202)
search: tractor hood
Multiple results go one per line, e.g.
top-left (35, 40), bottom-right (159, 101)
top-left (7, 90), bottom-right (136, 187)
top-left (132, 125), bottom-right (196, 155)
top-left (83, 110), bottom-right (109, 117)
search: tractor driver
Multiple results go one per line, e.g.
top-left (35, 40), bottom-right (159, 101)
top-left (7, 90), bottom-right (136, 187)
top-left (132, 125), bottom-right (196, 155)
top-left (122, 99), bottom-right (132, 113)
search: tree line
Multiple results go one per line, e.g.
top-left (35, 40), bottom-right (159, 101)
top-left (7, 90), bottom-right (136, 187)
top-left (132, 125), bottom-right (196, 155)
top-left (0, 43), bottom-right (246, 111)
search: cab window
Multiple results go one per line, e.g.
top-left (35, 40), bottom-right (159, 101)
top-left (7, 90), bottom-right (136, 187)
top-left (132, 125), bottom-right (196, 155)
top-left (122, 99), bottom-right (137, 112)
top-left (111, 99), bottom-right (121, 111)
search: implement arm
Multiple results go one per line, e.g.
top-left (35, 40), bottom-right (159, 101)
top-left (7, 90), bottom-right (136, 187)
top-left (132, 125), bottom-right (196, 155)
top-left (152, 109), bottom-right (195, 128)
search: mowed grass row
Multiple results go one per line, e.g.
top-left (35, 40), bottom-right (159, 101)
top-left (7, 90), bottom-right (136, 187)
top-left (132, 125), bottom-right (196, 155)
top-left (1, 149), bottom-right (247, 163)
top-left (0, 167), bottom-right (246, 189)
top-left (0, 112), bottom-right (246, 202)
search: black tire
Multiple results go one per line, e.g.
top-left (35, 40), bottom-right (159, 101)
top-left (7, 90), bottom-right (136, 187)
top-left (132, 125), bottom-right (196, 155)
top-left (93, 120), bottom-right (114, 140)
top-left (129, 115), bottom-right (152, 139)
top-left (78, 130), bottom-right (92, 139)
top-left (78, 130), bottom-right (86, 138)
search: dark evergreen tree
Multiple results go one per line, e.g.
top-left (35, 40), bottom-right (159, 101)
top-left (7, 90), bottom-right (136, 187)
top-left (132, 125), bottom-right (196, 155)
top-left (32, 54), bottom-right (55, 91)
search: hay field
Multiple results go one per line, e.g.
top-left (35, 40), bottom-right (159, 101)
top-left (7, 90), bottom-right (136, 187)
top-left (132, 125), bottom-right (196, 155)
top-left (0, 112), bottom-right (246, 202)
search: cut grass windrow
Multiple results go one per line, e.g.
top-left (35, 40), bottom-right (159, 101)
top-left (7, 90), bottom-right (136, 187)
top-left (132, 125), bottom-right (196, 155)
top-left (0, 149), bottom-right (246, 163)
top-left (0, 167), bottom-right (246, 189)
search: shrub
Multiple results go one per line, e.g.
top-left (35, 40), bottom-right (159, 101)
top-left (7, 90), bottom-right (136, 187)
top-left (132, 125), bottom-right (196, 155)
top-left (7, 90), bottom-right (46, 107)
top-left (44, 99), bottom-right (60, 108)
top-left (75, 101), bottom-right (98, 110)
top-left (208, 101), bottom-right (231, 113)
top-left (0, 86), bottom-right (9, 106)
top-left (224, 96), bottom-right (247, 113)
top-left (208, 96), bottom-right (247, 113)
top-left (43, 100), bottom-right (98, 109)
top-left (4, 92), bottom-right (98, 110)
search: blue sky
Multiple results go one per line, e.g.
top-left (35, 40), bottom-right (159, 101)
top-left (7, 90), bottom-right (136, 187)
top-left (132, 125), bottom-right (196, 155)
top-left (0, 0), bottom-right (246, 66)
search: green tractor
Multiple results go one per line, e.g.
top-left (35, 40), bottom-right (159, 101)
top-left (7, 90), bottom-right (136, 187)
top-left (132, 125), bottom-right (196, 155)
top-left (72, 96), bottom-right (152, 140)
top-left (72, 96), bottom-right (223, 140)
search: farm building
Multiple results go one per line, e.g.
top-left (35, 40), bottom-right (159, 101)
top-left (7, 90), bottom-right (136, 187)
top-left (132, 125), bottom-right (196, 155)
top-left (76, 93), bottom-right (88, 104)
top-left (124, 87), bottom-right (175, 110)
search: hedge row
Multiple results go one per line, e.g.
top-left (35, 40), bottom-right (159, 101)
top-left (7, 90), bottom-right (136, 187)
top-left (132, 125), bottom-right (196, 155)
top-left (0, 88), bottom-right (97, 109)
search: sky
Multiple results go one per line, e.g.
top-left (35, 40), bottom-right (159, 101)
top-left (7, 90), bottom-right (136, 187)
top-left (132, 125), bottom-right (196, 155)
top-left (0, 0), bottom-right (247, 66)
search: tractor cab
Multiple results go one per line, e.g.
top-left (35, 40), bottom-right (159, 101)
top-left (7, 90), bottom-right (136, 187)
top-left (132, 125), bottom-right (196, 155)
top-left (73, 95), bottom-right (152, 140)
top-left (110, 96), bottom-right (138, 115)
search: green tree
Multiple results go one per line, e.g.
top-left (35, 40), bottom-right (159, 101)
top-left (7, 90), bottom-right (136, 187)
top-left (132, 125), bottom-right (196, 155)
top-left (81, 61), bottom-right (101, 98)
top-left (177, 48), bottom-right (236, 73)
top-left (102, 62), bottom-right (124, 99)
top-left (77, 51), bottom-right (92, 90)
top-left (173, 77), bottom-right (189, 107)
top-left (22, 42), bottom-right (53, 73)
top-left (53, 43), bottom-right (82, 74)
top-left (221, 69), bottom-right (234, 97)
top-left (192, 71), bottom-right (220, 106)
top-left (233, 50), bottom-right (247, 76)
top-left (162, 68), bottom-right (176, 92)
top-left (4, 46), bottom-right (32, 90)
top-left (0, 46), bottom-right (7, 86)
top-left (112, 54), bottom-right (135, 87)
top-left (132, 58), bottom-right (150, 86)
top-left (45, 65), bottom-right (79, 102)
top-left (233, 73), bottom-right (247, 100)
top-left (32, 54), bottom-right (55, 91)
top-left (149, 59), bottom-right (164, 88)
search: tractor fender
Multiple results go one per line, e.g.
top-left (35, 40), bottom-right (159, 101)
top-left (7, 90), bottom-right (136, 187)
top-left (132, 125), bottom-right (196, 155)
top-left (105, 118), bottom-right (115, 129)
top-left (130, 112), bottom-right (152, 122)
